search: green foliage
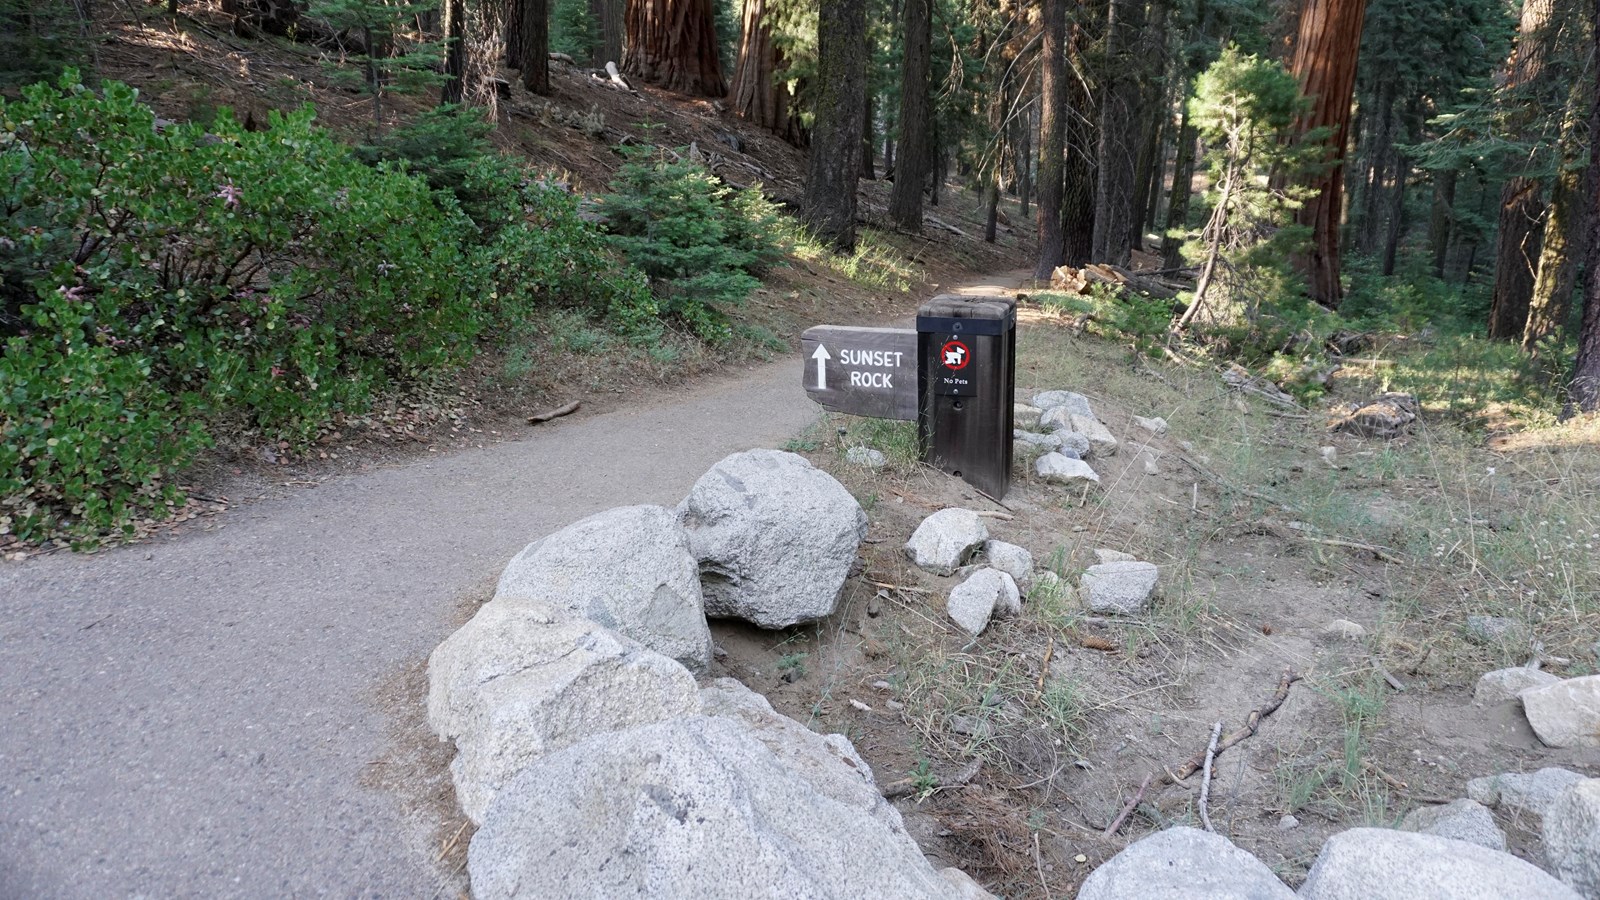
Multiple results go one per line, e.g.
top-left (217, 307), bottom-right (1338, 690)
top-left (550, 0), bottom-right (599, 62)
top-left (0, 0), bottom-right (91, 90)
top-left (598, 150), bottom-right (786, 342)
top-left (307, 0), bottom-right (446, 122)
top-left (0, 74), bottom-right (648, 542)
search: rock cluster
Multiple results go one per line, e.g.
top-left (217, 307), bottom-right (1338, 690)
top-left (1471, 660), bottom-right (1600, 751)
top-left (427, 449), bottom-right (991, 898)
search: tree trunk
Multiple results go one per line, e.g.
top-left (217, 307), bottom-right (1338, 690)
top-left (730, 0), bottom-right (798, 138)
top-left (222, 0), bottom-right (298, 37)
top-left (1356, 77), bottom-right (1396, 255)
top-left (591, 0), bottom-right (624, 66)
top-left (1161, 106), bottom-right (1196, 269)
top-left (1489, 179), bottom-right (1548, 339)
top-left (1033, 0), bottom-right (1067, 277)
top-left (984, 178), bottom-right (1001, 242)
top-left (519, 0), bottom-right (550, 94)
top-left (1127, 0), bottom-right (1170, 252)
top-left (1062, 15), bottom-right (1099, 268)
top-left (801, 0), bottom-right (867, 250)
top-left (441, 0), bottom-right (466, 104)
top-left (1091, 0), bottom-right (1146, 266)
top-left (862, 92), bottom-right (876, 179)
top-left (889, 0), bottom-right (932, 231)
top-left (508, 0), bottom-right (525, 65)
top-left (1429, 168), bottom-right (1457, 278)
top-left (623, 0), bottom-right (727, 97)
top-left (1288, 0), bottom-right (1370, 309)
top-left (1524, 145), bottom-right (1587, 351)
top-left (1488, 0), bottom-right (1560, 338)
top-left (1380, 154), bottom-right (1409, 276)
top-left (1017, 102), bottom-right (1032, 218)
top-left (1563, 0), bottom-right (1600, 417)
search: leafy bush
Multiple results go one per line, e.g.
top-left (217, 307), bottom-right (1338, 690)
top-left (598, 151), bottom-right (786, 342)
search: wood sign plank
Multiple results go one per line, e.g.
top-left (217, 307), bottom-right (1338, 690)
top-left (800, 325), bottom-right (918, 421)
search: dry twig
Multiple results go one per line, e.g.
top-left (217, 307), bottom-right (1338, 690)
top-left (1199, 720), bottom-right (1223, 832)
top-left (1103, 774), bottom-right (1152, 837)
top-left (1165, 670), bottom-right (1301, 784)
top-left (527, 400), bottom-right (580, 424)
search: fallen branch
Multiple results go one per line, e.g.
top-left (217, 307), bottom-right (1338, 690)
top-left (881, 758), bottom-right (982, 799)
top-left (1293, 533), bottom-right (1406, 565)
top-left (1199, 720), bottom-right (1223, 832)
top-left (1037, 637), bottom-right (1055, 691)
top-left (1369, 654), bottom-right (1407, 692)
top-left (1165, 670), bottom-right (1301, 784)
top-left (527, 400), bottom-right (580, 424)
top-left (1103, 774), bottom-right (1152, 837)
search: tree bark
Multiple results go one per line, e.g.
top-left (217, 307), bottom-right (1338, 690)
top-left (1062, 14), bottom-right (1099, 268)
top-left (1091, 0), bottom-right (1147, 266)
top-left (1380, 154), bottom-right (1409, 276)
top-left (1033, 0), bottom-right (1068, 277)
top-left (862, 92), bottom-right (876, 179)
top-left (1017, 101), bottom-right (1032, 218)
top-left (1487, 0), bottom-right (1558, 338)
top-left (730, 0), bottom-right (800, 140)
top-left (519, 0), bottom-right (550, 93)
top-left (801, 0), bottom-right (867, 250)
top-left (1288, 0), bottom-right (1370, 309)
top-left (1161, 105), bottom-right (1196, 269)
top-left (889, 0), bottom-right (932, 231)
top-left (1563, 0), bottom-right (1600, 417)
top-left (441, 0), bottom-right (466, 104)
top-left (623, 0), bottom-right (727, 97)
top-left (1428, 168), bottom-right (1456, 278)
top-left (591, 0), bottom-right (624, 66)
top-left (1524, 116), bottom-right (1588, 352)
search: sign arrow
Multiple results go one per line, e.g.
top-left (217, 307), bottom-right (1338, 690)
top-left (811, 343), bottom-right (831, 390)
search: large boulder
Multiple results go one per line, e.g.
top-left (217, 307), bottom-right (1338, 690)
top-left (467, 714), bottom-right (963, 900)
top-left (1468, 767), bottom-right (1587, 821)
top-left (677, 450), bottom-right (867, 629)
top-left (1298, 828), bottom-right (1581, 900)
top-left (905, 508), bottom-right (989, 575)
top-left (1076, 826), bottom-right (1294, 899)
top-left (1521, 675), bottom-right (1600, 749)
top-left (427, 600), bottom-right (701, 823)
top-left (1400, 799), bottom-right (1506, 851)
top-left (1474, 667), bottom-right (1561, 705)
top-left (1080, 561), bottom-right (1160, 615)
top-left (1544, 778), bottom-right (1600, 899)
top-left (946, 568), bottom-right (1021, 636)
top-left (495, 504), bottom-right (712, 669)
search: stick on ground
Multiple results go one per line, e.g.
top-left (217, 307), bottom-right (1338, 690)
top-left (1199, 720), bottom-right (1222, 832)
top-left (1103, 774), bottom-right (1152, 837)
top-left (1166, 670), bottom-right (1300, 784)
top-left (527, 400), bottom-right (580, 424)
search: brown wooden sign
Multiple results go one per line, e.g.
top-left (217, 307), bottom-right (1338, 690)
top-left (800, 325), bottom-right (918, 421)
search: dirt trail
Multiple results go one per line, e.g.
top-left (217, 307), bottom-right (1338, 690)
top-left (0, 271), bottom-right (1030, 899)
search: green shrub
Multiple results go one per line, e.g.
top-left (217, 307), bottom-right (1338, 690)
top-left (597, 150), bottom-right (786, 342)
top-left (1, 73), bottom-right (482, 539)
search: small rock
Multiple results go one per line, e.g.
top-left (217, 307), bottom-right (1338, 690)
top-left (1093, 548), bottom-right (1136, 564)
top-left (946, 568), bottom-right (1021, 636)
top-left (1013, 429), bottom-right (1063, 450)
top-left (1080, 561), bottom-right (1159, 615)
top-left (1143, 456), bottom-right (1161, 476)
top-left (1544, 778), bottom-right (1600, 899)
top-left (1473, 667), bottom-right (1561, 705)
top-left (1299, 827), bottom-right (1579, 900)
top-left (872, 680), bottom-right (892, 691)
top-left (1400, 799), bottom-right (1506, 851)
top-left (1014, 404), bottom-right (1044, 429)
top-left (985, 540), bottom-right (1035, 593)
top-left (1032, 390), bottom-right (1093, 419)
top-left (948, 714), bottom-right (993, 739)
top-left (885, 699), bottom-right (904, 711)
top-left (1053, 430), bottom-right (1092, 458)
top-left (1069, 414), bottom-right (1119, 456)
top-left (1032, 570), bottom-right (1066, 597)
top-left (1467, 767), bottom-right (1587, 821)
top-left (1131, 415), bottom-right (1169, 435)
top-left (904, 508), bottom-right (989, 576)
top-left (939, 866), bottom-right (999, 900)
top-left (1465, 614), bottom-right (1530, 648)
top-left (1036, 453), bottom-right (1100, 485)
top-left (1077, 826), bottom-right (1294, 899)
top-left (1278, 814), bottom-right (1300, 830)
top-left (1521, 675), bottom-right (1600, 748)
top-left (1320, 445), bottom-right (1339, 466)
top-left (1321, 619), bottom-right (1369, 642)
top-left (845, 446), bottom-right (887, 469)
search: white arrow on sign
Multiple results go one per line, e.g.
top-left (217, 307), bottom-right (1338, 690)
top-left (811, 343), bottom-right (831, 390)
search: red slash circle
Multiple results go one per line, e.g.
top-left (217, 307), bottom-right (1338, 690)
top-left (940, 340), bottom-right (971, 371)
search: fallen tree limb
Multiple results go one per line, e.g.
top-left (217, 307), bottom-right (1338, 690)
top-left (1199, 720), bottom-right (1223, 832)
top-left (1103, 774), bottom-right (1152, 837)
top-left (1165, 670), bottom-right (1301, 784)
top-left (527, 400), bottom-right (580, 424)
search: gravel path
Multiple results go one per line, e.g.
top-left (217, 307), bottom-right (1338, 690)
top-left (0, 359), bottom-right (818, 899)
